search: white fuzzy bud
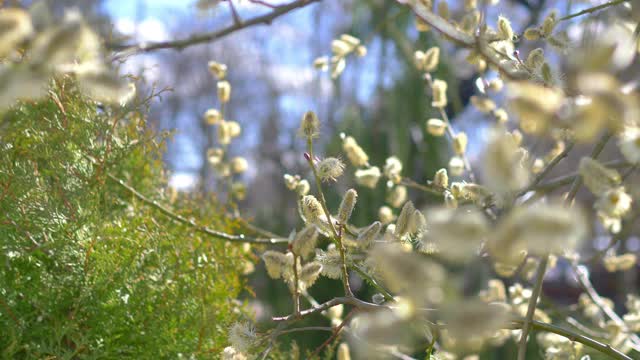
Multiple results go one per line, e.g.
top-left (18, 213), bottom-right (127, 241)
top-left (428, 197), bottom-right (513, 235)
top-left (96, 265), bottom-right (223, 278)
top-left (217, 81), bottom-right (231, 103)
top-left (302, 195), bottom-right (323, 224)
top-left (317, 157), bottom-right (345, 182)
top-left (208, 61), bottom-right (227, 79)
top-left (433, 168), bottom-right (449, 188)
top-left (292, 225), bottom-right (319, 259)
top-left (355, 166), bottom-right (381, 188)
top-left (426, 118), bottom-right (447, 136)
top-left (431, 79), bottom-right (448, 108)
top-left (299, 111), bottom-right (320, 139)
top-left (387, 185), bottom-right (407, 208)
top-left (338, 189), bottom-right (358, 224)
top-left (230, 157), bottom-right (248, 174)
top-left (342, 135), bottom-right (369, 167)
top-left (262, 251), bottom-right (293, 279)
top-left (378, 206), bottom-right (394, 224)
top-left (204, 108), bottom-right (221, 125)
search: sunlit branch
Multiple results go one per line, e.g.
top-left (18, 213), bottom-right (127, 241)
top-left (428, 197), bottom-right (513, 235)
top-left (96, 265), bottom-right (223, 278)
top-left (109, 0), bottom-right (320, 54)
top-left (397, 0), bottom-right (528, 80)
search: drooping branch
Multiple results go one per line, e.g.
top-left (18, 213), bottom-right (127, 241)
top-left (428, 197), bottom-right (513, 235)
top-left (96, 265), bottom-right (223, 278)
top-left (109, 0), bottom-right (320, 54)
top-left (107, 173), bottom-right (289, 244)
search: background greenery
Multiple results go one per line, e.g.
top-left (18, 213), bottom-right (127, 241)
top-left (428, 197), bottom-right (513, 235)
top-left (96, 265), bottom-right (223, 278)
top-left (0, 80), bottom-right (250, 358)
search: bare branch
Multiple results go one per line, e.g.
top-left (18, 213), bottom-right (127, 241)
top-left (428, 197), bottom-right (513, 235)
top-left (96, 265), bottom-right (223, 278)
top-left (559, 0), bottom-right (631, 22)
top-left (107, 173), bottom-right (289, 244)
top-left (109, 0), bottom-right (320, 54)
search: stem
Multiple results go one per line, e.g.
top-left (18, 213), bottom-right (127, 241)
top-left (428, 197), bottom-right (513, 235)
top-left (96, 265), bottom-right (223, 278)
top-left (292, 254), bottom-right (301, 316)
top-left (272, 296), bottom-right (385, 322)
top-left (305, 139), bottom-right (352, 296)
top-left (424, 73), bottom-right (477, 183)
top-left (517, 255), bottom-right (549, 360)
top-left (309, 310), bottom-right (355, 358)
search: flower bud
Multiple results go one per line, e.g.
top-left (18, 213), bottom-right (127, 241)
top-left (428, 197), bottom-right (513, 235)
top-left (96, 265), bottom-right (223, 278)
top-left (448, 156), bottom-right (465, 176)
top-left (493, 108), bottom-right (509, 124)
top-left (295, 180), bottom-right (310, 196)
top-left (302, 195), bottom-right (323, 223)
top-left (431, 79), bottom-right (448, 108)
top-left (357, 221), bottom-right (381, 248)
top-left (313, 56), bottom-right (329, 71)
top-left (207, 148), bottom-right (224, 165)
top-left (284, 174), bottom-right (300, 190)
top-left (337, 189), bottom-right (358, 224)
top-left (203, 108), bottom-right (221, 125)
top-left (453, 132), bottom-right (468, 155)
top-left (217, 80), bottom-right (231, 103)
top-left (497, 16), bottom-right (514, 40)
top-left (292, 225), bottom-right (319, 259)
top-left (299, 111), bottom-right (320, 139)
top-left (387, 185), bottom-right (407, 208)
top-left (471, 95), bottom-right (496, 113)
top-left (378, 206), bottom-right (394, 224)
top-left (317, 157), bottom-right (345, 182)
top-left (337, 343), bottom-right (351, 360)
top-left (578, 158), bottom-right (621, 194)
top-left (342, 135), bottom-right (369, 167)
top-left (423, 46), bottom-right (440, 72)
top-left (426, 118), bottom-right (447, 136)
top-left (299, 262), bottom-right (323, 289)
top-left (433, 168), bottom-right (449, 188)
top-left (525, 48), bottom-right (545, 69)
top-left (355, 166), bottom-right (381, 188)
top-left (394, 201), bottom-right (415, 237)
top-left (230, 156), bottom-right (248, 174)
top-left (262, 251), bottom-right (292, 279)
top-left (207, 61), bottom-right (227, 79)
top-left (524, 27), bottom-right (541, 41)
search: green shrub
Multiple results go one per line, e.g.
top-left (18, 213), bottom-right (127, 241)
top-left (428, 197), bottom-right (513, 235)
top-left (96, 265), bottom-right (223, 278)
top-left (0, 80), bottom-right (249, 359)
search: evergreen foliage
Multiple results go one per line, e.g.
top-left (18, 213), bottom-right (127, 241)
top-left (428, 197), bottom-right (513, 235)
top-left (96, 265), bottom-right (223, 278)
top-left (0, 80), bottom-right (249, 359)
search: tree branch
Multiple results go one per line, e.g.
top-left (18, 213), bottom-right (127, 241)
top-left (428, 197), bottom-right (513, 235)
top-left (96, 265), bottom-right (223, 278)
top-left (109, 0), bottom-right (320, 54)
top-left (271, 296), bottom-right (386, 322)
top-left (510, 318), bottom-right (633, 360)
top-left (559, 0), bottom-right (631, 22)
top-left (107, 173), bottom-right (289, 244)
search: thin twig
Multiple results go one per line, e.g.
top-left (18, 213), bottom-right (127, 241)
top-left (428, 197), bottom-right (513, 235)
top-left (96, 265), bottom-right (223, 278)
top-left (305, 140), bottom-right (352, 296)
top-left (517, 255), bottom-right (549, 360)
top-left (517, 141), bottom-right (575, 197)
top-left (271, 296), bottom-right (385, 322)
top-left (309, 310), bottom-right (355, 358)
top-left (559, 0), bottom-right (631, 21)
top-left (510, 318), bottom-right (633, 360)
top-left (572, 265), bottom-right (640, 352)
top-left (107, 173), bottom-right (288, 244)
top-left (110, 0), bottom-right (320, 54)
